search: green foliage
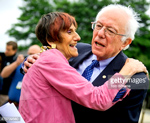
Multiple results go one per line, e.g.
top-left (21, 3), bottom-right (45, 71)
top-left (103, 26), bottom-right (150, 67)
top-left (116, 0), bottom-right (150, 73)
top-left (6, 0), bottom-right (150, 74)
top-left (7, 0), bottom-right (54, 46)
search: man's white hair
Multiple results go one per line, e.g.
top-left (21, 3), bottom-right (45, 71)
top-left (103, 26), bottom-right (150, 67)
top-left (95, 4), bottom-right (140, 50)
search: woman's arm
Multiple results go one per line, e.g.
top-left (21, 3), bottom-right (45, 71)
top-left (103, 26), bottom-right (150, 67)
top-left (36, 50), bottom-right (148, 111)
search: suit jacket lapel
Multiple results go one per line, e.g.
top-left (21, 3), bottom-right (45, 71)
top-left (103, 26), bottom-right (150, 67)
top-left (92, 51), bottom-right (128, 86)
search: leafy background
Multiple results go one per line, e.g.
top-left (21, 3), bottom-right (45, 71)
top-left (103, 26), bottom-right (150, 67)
top-left (7, 0), bottom-right (150, 84)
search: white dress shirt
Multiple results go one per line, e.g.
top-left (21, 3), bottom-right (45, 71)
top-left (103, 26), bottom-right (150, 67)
top-left (77, 54), bottom-right (115, 83)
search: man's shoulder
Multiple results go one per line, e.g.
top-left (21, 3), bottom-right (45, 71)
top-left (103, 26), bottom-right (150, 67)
top-left (107, 51), bottom-right (127, 70)
top-left (129, 72), bottom-right (149, 90)
top-left (76, 43), bottom-right (91, 53)
top-left (77, 42), bottom-right (91, 48)
top-left (116, 51), bottom-right (128, 60)
top-left (0, 52), bottom-right (5, 58)
top-left (77, 42), bottom-right (91, 46)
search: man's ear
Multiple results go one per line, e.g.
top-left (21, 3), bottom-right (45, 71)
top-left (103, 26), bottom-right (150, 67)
top-left (120, 38), bottom-right (132, 50)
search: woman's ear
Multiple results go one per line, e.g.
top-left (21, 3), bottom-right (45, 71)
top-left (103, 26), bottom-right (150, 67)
top-left (47, 42), bottom-right (56, 49)
top-left (51, 43), bottom-right (56, 49)
top-left (46, 37), bottom-right (57, 49)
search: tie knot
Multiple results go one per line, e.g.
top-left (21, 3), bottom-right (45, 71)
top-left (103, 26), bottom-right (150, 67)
top-left (90, 60), bottom-right (99, 68)
top-left (82, 60), bottom-right (99, 81)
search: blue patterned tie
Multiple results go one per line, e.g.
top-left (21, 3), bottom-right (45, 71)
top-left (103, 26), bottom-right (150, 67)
top-left (82, 60), bottom-right (99, 81)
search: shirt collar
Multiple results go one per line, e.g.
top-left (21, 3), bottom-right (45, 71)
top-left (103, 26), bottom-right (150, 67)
top-left (92, 55), bottom-right (116, 68)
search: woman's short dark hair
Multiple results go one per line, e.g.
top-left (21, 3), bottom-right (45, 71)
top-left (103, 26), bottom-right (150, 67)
top-left (35, 12), bottom-right (77, 46)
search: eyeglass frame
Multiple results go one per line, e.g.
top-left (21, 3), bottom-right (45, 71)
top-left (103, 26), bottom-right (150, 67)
top-left (91, 22), bottom-right (126, 37)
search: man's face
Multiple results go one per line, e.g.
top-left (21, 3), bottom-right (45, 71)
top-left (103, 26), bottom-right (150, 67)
top-left (91, 9), bottom-right (130, 61)
top-left (5, 45), bottom-right (17, 57)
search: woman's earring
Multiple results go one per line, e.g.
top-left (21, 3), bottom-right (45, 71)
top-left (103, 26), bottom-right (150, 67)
top-left (51, 44), bottom-right (56, 49)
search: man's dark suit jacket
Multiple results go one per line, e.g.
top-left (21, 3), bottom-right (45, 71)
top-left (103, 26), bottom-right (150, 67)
top-left (69, 43), bottom-right (149, 123)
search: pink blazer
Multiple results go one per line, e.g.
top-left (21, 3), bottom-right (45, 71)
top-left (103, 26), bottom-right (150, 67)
top-left (19, 49), bottom-right (130, 123)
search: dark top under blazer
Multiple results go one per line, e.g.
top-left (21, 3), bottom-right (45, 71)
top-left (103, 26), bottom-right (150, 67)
top-left (70, 43), bottom-right (149, 123)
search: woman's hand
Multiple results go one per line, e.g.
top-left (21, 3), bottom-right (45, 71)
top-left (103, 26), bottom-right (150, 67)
top-left (23, 53), bottom-right (40, 73)
top-left (119, 58), bottom-right (149, 79)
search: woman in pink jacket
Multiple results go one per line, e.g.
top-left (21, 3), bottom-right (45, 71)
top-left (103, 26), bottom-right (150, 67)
top-left (19, 12), bottom-right (147, 123)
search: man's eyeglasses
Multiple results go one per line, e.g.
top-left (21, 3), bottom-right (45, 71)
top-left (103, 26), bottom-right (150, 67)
top-left (91, 22), bottom-right (126, 37)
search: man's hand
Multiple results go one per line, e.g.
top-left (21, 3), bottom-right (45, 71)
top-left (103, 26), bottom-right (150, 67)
top-left (1, 54), bottom-right (24, 78)
top-left (23, 53), bottom-right (40, 73)
top-left (16, 54), bottom-right (25, 65)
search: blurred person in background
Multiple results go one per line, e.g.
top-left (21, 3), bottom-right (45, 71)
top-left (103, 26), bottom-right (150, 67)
top-left (27, 44), bottom-right (41, 55)
top-left (0, 41), bottom-right (22, 106)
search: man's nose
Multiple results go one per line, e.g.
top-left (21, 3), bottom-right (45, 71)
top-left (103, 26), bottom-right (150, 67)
top-left (97, 27), bottom-right (106, 38)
